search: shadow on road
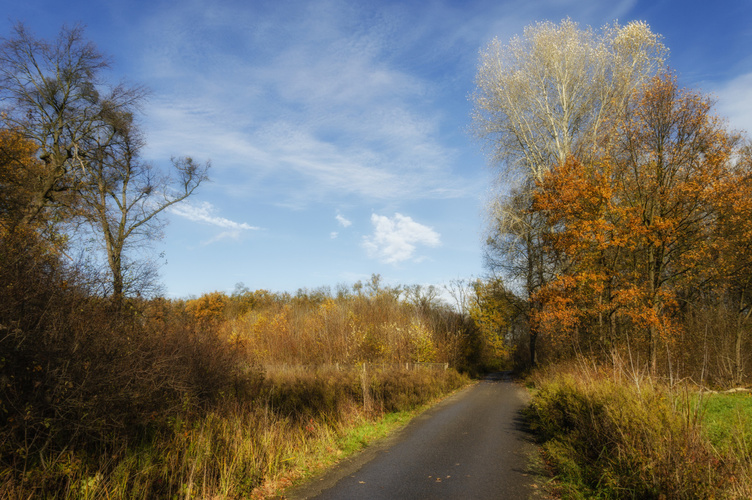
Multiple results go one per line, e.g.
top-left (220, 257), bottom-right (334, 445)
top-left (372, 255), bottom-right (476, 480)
top-left (481, 370), bottom-right (515, 382)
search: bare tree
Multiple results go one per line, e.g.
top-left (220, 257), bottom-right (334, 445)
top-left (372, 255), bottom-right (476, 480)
top-left (444, 278), bottom-right (472, 316)
top-left (80, 110), bottom-right (208, 301)
top-left (1, 23), bottom-right (209, 302)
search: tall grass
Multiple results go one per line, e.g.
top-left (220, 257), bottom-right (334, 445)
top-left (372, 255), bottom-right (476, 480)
top-left (1, 366), bottom-right (468, 499)
top-left (527, 359), bottom-right (752, 499)
top-left (0, 234), bottom-right (475, 499)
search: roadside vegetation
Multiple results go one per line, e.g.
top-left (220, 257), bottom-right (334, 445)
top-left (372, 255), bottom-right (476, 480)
top-left (526, 361), bottom-right (752, 499)
top-left (0, 230), bottom-right (477, 497)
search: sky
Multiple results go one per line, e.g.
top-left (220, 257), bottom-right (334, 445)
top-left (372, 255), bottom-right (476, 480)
top-left (3, 0), bottom-right (752, 299)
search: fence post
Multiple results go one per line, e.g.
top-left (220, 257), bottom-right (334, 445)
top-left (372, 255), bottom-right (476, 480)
top-left (361, 362), bottom-right (371, 413)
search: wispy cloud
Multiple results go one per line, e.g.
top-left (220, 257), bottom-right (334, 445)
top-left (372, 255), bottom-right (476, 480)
top-left (331, 213), bottom-right (352, 239)
top-left (134, 0), bottom-right (472, 205)
top-left (714, 72), bottom-right (752, 135)
top-left (363, 213), bottom-right (440, 264)
top-left (169, 201), bottom-right (259, 244)
top-left (336, 214), bottom-right (352, 227)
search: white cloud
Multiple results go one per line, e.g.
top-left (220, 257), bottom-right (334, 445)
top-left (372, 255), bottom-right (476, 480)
top-left (336, 214), bottom-right (352, 227)
top-left (169, 201), bottom-right (259, 243)
top-left (714, 72), bottom-right (752, 135)
top-left (133, 0), bottom-right (472, 206)
top-left (363, 213), bottom-right (441, 264)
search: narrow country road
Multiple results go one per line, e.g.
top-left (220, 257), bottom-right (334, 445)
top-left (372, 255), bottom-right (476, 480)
top-left (286, 372), bottom-right (539, 500)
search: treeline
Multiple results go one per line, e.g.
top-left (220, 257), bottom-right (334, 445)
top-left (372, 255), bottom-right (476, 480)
top-left (472, 19), bottom-right (752, 386)
top-left (181, 278), bottom-right (492, 370)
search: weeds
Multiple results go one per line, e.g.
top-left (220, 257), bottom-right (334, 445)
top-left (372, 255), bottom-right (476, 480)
top-left (527, 361), bottom-right (752, 499)
top-left (0, 366), bottom-right (468, 498)
top-left (0, 229), bottom-right (477, 497)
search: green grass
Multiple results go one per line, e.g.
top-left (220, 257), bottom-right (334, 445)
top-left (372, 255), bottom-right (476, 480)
top-left (699, 392), bottom-right (752, 453)
top-left (263, 380), bottom-right (470, 497)
top-left (526, 365), bottom-right (752, 499)
top-left (337, 409), bottom-right (415, 455)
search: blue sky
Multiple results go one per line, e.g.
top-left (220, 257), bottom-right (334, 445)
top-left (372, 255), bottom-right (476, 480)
top-left (4, 0), bottom-right (752, 298)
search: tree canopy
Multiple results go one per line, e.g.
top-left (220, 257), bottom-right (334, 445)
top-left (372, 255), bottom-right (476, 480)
top-left (473, 19), bottom-right (752, 377)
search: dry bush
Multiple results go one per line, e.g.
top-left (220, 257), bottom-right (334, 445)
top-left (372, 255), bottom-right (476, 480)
top-left (527, 361), bottom-right (746, 499)
top-left (0, 230), bottom-right (265, 494)
top-left (221, 288), bottom-right (476, 369)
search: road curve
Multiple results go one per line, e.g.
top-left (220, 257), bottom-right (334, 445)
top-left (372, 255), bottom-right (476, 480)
top-left (286, 372), bottom-right (537, 500)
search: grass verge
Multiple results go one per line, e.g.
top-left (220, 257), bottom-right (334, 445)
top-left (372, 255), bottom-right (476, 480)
top-left (525, 361), bottom-right (752, 499)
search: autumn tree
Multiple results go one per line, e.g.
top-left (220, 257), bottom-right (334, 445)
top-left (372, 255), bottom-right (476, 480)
top-left (532, 73), bottom-right (742, 372)
top-left (0, 127), bottom-right (46, 229)
top-left (469, 278), bottom-right (520, 364)
top-left (471, 19), bottom-right (666, 366)
top-left (484, 189), bottom-right (555, 365)
top-left (186, 291), bottom-right (229, 327)
top-left (610, 73), bottom-right (737, 371)
top-left (700, 143), bottom-right (752, 382)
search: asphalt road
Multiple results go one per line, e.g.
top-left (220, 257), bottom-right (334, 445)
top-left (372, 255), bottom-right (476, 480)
top-left (287, 372), bottom-right (537, 500)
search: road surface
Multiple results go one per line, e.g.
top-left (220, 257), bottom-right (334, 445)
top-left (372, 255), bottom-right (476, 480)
top-left (287, 372), bottom-right (538, 499)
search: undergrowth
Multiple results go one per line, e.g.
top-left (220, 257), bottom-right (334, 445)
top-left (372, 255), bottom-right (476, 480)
top-left (526, 360), bottom-right (752, 499)
top-left (0, 231), bottom-right (476, 498)
top-left (0, 366), bottom-right (469, 499)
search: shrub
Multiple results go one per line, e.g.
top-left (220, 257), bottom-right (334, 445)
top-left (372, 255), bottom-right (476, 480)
top-left (528, 365), bottom-right (745, 499)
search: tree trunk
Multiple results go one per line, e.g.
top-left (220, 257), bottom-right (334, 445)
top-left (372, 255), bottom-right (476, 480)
top-left (648, 244), bottom-right (657, 374)
top-left (736, 291), bottom-right (751, 384)
top-left (529, 329), bottom-right (538, 368)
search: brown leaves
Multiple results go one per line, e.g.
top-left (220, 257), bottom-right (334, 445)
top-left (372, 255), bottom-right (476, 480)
top-left (529, 73), bottom-right (746, 357)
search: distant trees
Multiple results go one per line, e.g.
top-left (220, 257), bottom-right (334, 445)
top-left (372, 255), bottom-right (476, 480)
top-left (0, 23), bottom-right (209, 302)
top-left (468, 278), bottom-right (518, 362)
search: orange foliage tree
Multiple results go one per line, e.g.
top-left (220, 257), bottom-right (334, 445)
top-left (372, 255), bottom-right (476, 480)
top-left (532, 73), bottom-right (742, 371)
top-left (709, 145), bottom-right (752, 382)
top-left (0, 127), bottom-right (76, 236)
top-left (186, 291), bottom-right (229, 327)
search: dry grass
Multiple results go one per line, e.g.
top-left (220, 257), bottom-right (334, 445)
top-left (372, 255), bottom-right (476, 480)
top-left (0, 233), bottom-right (474, 498)
top-left (527, 359), bottom-right (752, 499)
top-left (0, 367), bottom-right (468, 499)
